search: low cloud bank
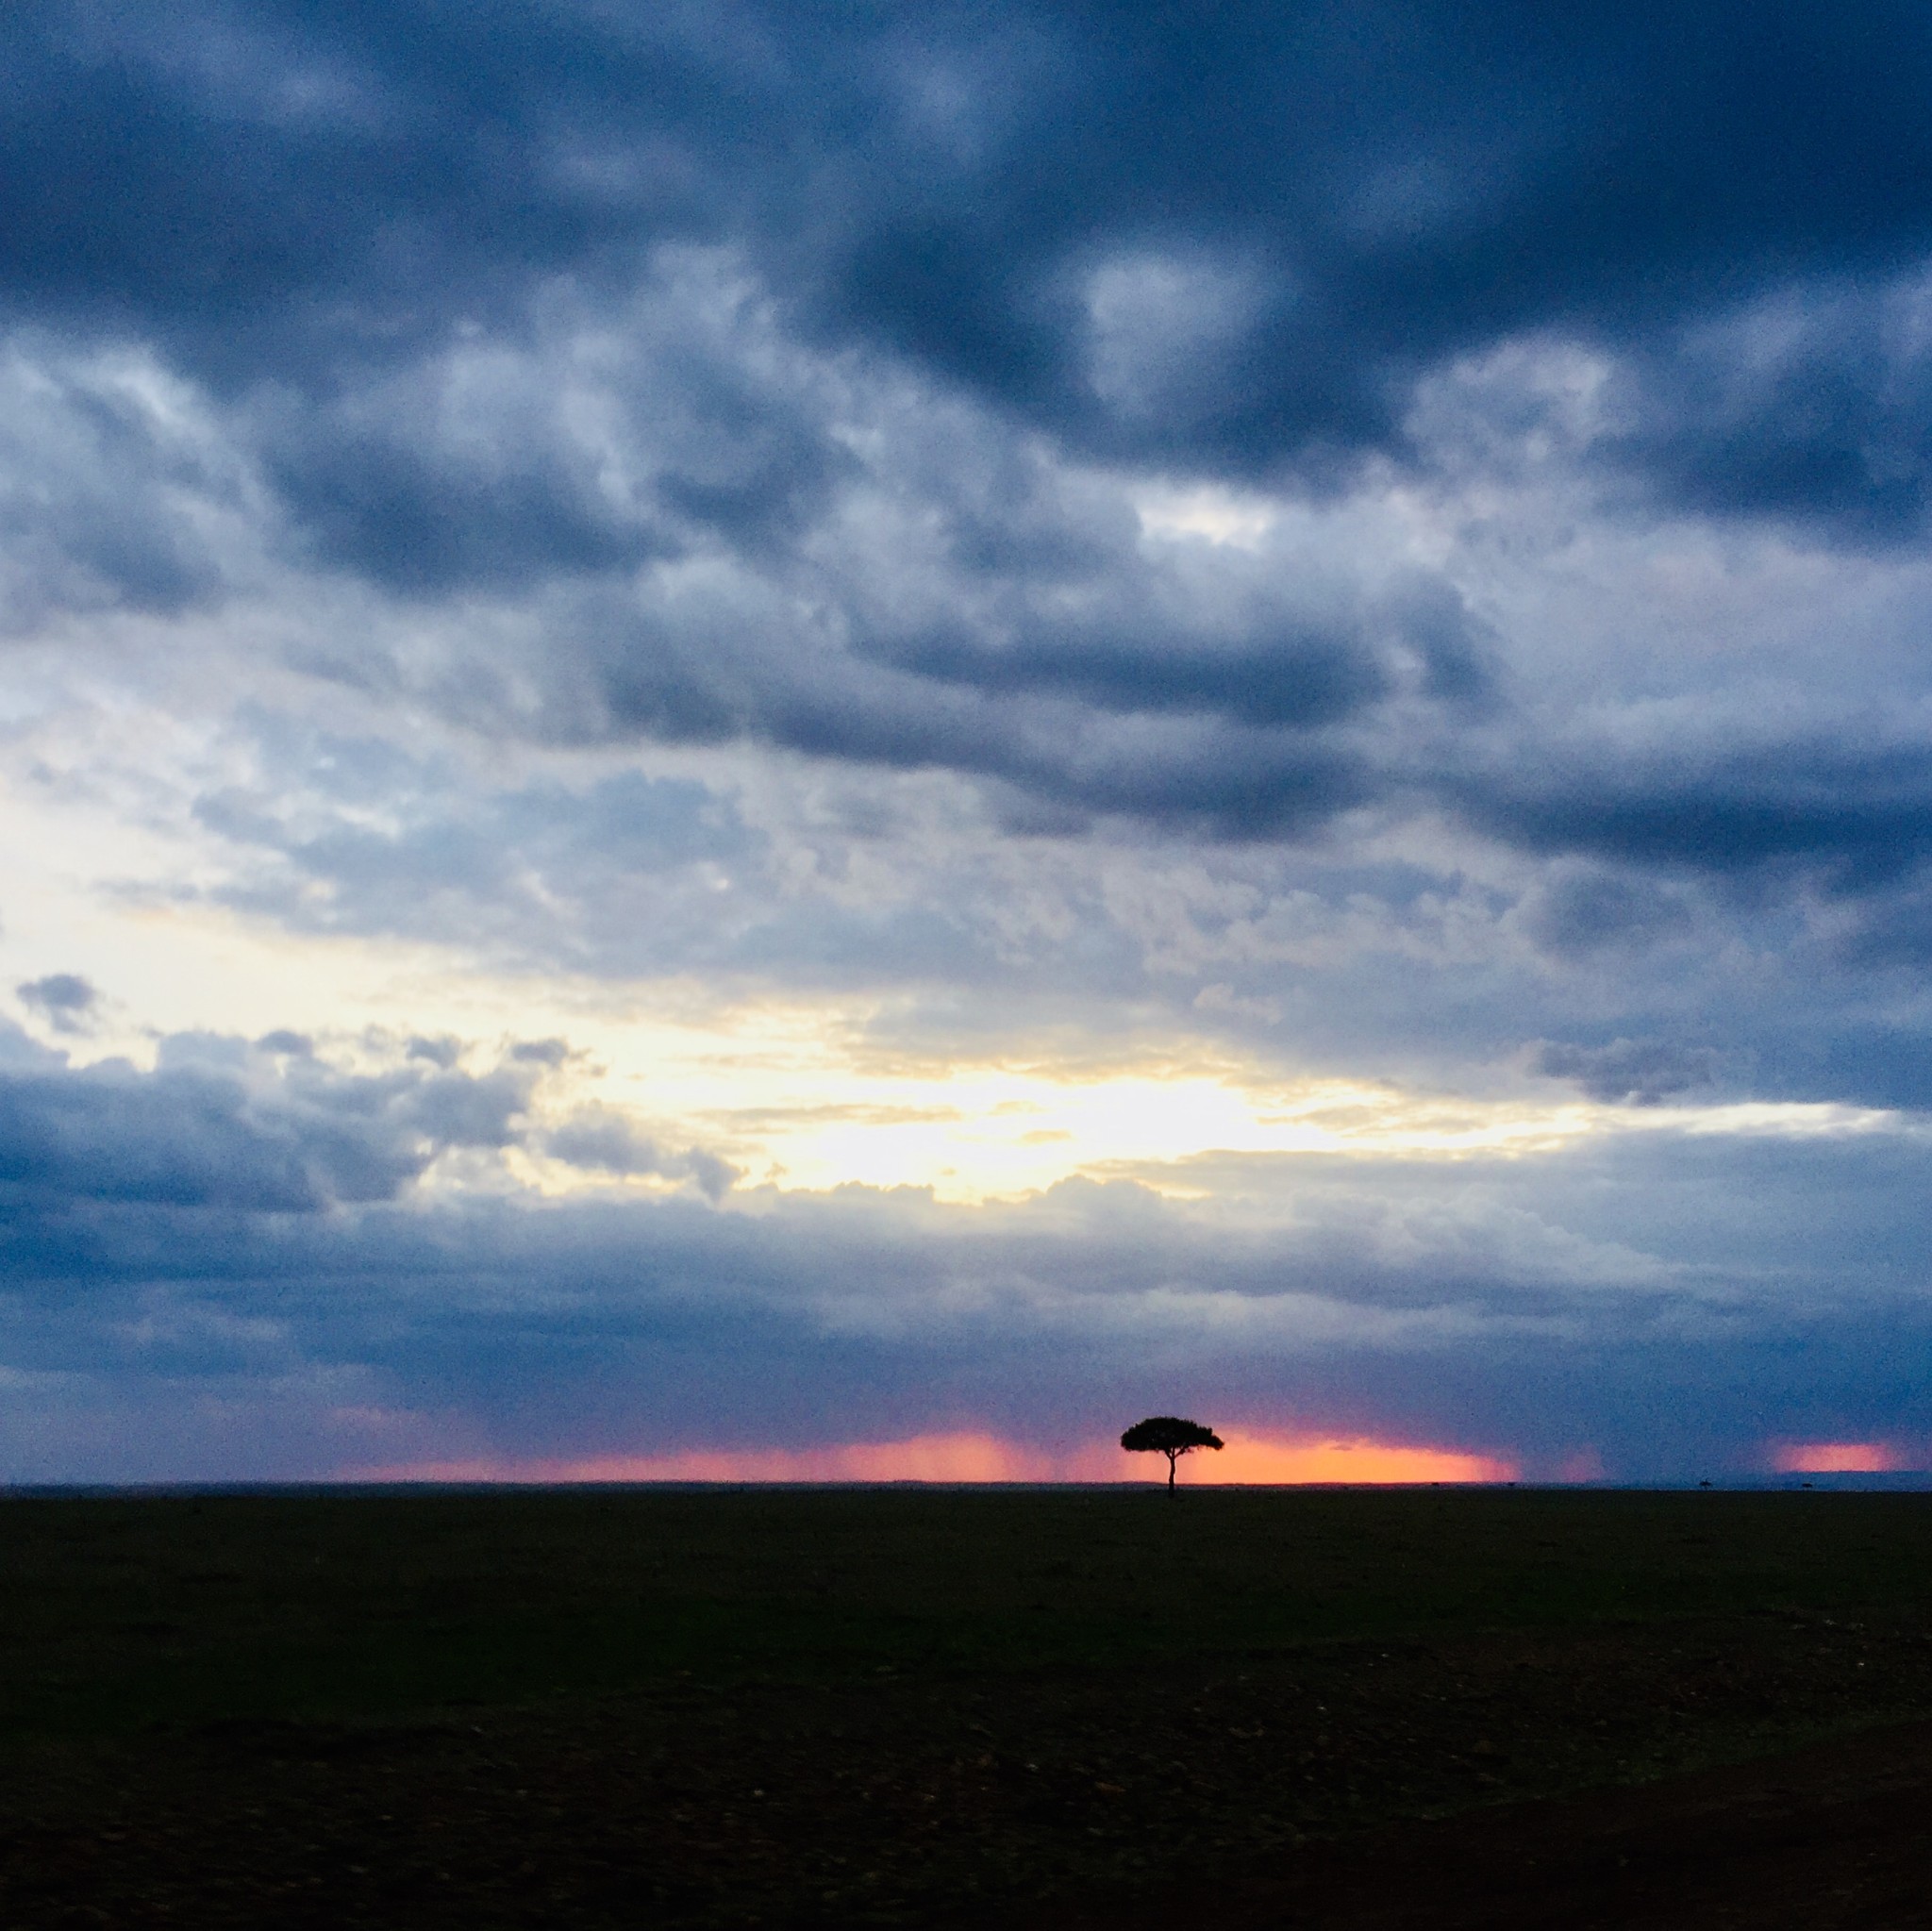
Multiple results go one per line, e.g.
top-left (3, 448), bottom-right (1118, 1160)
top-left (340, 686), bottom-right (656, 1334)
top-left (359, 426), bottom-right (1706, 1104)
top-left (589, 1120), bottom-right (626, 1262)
top-left (1, 1018), bottom-right (1930, 1486)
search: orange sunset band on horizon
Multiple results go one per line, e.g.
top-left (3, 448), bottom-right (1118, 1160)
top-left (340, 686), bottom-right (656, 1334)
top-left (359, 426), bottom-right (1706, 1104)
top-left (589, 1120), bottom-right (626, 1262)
top-left (357, 1429), bottom-right (1521, 1487)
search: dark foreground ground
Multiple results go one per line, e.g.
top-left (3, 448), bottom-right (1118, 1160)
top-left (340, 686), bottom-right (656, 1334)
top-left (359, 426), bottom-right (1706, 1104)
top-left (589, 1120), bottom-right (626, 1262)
top-left (3, 1488), bottom-right (1932, 1927)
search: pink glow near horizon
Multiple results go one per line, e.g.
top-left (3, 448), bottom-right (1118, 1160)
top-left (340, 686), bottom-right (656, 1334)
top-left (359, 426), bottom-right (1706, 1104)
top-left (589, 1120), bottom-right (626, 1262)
top-left (1209, 1436), bottom-right (1518, 1484)
top-left (1769, 1440), bottom-right (1904, 1474)
top-left (418, 1433), bottom-right (1057, 1485)
top-left (352, 1427), bottom-right (1519, 1486)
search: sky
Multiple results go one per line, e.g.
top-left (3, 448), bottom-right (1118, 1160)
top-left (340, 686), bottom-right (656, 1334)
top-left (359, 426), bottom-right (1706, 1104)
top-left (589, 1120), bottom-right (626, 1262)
top-left (5, 2), bottom-right (1932, 1483)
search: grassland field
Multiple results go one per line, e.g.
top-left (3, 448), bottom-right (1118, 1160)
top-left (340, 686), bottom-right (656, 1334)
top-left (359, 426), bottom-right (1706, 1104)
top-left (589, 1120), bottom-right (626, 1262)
top-left (3, 1485), bottom-right (1932, 1925)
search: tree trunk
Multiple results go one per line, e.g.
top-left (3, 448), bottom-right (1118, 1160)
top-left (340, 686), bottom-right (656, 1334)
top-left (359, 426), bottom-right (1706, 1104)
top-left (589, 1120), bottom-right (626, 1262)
top-left (1167, 1451), bottom-right (1176, 1491)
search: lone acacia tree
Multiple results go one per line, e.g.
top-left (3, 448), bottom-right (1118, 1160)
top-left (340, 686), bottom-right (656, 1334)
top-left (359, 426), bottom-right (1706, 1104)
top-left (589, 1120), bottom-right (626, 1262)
top-left (1121, 1416), bottom-right (1224, 1490)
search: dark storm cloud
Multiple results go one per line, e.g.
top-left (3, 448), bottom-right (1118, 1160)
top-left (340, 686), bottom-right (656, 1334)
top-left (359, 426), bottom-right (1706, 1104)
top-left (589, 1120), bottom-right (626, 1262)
top-left (265, 425), bottom-right (654, 595)
top-left (0, 1058), bottom-right (413, 1212)
top-left (841, 562), bottom-right (1498, 739)
top-left (8, 2), bottom-right (1932, 560)
top-left (1533, 1038), bottom-right (1721, 1107)
top-left (537, 515), bottom-right (1410, 837)
top-left (1519, 869), bottom-right (1695, 960)
top-left (859, 608), bottom-right (1384, 730)
top-left (0, 339), bottom-right (241, 626)
top-left (0, 1030), bottom-right (553, 1213)
top-left (11, 1), bottom-right (1932, 858)
top-left (1463, 744), bottom-right (1932, 884)
top-left (1603, 271), bottom-right (1932, 542)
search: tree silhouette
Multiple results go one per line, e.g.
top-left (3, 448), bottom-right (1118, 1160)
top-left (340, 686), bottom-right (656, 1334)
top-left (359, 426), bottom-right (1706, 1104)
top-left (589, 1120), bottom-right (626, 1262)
top-left (1120, 1416), bottom-right (1224, 1490)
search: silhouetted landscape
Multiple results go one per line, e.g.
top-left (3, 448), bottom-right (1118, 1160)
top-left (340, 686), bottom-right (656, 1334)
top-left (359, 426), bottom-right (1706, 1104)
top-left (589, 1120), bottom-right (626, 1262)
top-left (4, 1486), bottom-right (1932, 1926)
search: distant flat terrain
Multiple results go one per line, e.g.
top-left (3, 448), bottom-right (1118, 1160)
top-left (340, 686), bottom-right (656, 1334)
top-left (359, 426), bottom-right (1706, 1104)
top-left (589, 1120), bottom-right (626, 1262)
top-left (1, 1487), bottom-right (1931, 1925)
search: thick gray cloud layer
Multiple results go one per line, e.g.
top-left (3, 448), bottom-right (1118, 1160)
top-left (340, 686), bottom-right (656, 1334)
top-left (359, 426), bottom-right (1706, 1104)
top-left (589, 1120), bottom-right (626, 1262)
top-left (4, 3), bottom-right (1932, 1475)
top-left (9, 3), bottom-right (1932, 513)
top-left (0, 5), bottom-right (1926, 870)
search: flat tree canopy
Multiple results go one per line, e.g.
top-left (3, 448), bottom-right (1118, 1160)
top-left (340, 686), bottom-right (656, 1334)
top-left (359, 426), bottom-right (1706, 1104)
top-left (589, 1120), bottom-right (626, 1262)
top-left (1121, 1415), bottom-right (1224, 1489)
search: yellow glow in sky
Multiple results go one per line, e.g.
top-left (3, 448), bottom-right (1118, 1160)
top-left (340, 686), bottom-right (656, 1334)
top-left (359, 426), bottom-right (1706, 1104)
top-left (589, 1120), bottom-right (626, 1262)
top-left (4, 752), bottom-right (1921, 1210)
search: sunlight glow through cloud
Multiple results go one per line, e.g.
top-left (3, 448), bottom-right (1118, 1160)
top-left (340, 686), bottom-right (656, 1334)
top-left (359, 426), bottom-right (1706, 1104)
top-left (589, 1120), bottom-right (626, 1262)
top-left (4, 733), bottom-right (1918, 1214)
top-left (1133, 482), bottom-right (1280, 548)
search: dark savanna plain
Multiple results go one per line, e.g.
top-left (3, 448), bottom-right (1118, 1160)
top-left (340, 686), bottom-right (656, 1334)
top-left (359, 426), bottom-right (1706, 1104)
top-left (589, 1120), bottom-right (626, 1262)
top-left (5, 1487), bottom-right (1932, 1927)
